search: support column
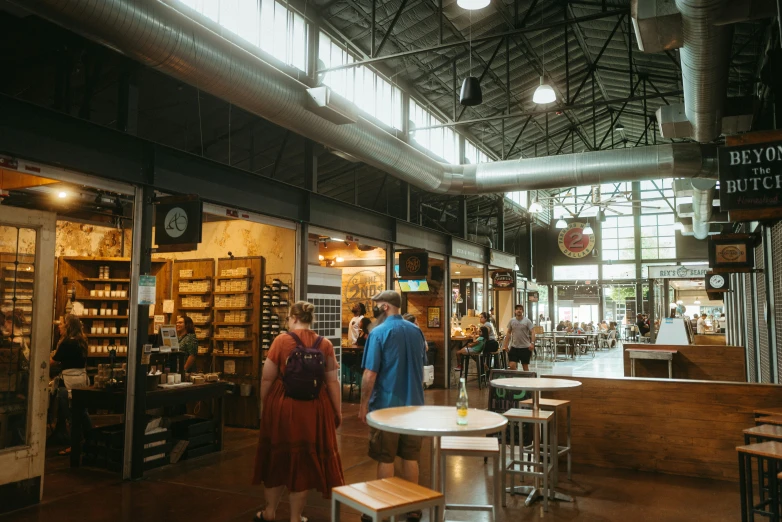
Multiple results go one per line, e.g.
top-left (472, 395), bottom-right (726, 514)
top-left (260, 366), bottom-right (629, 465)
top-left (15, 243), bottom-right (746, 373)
top-left (649, 278), bottom-right (656, 342)
top-left (497, 198), bottom-right (505, 251)
top-left (632, 181), bottom-right (642, 317)
top-left (296, 223), bottom-right (309, 302)
top-left (386, 243), bottom-right (395, 294)
top-left (117, 59), bottom-right (139, 135)
top-left (303, 139), bottom-right (318, 192)
top-left (527, 218), bottom-right (533, 282)
top-left (456, 196), bottom-right (468, 240)
top-left (763, 225), bottom-right (778, 383)
top-left (399, 182), bottom-right (411, 222)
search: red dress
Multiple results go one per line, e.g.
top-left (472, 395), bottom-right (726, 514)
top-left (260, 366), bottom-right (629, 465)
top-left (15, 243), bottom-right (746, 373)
top-left (252, 329), bottom-right (345, 497)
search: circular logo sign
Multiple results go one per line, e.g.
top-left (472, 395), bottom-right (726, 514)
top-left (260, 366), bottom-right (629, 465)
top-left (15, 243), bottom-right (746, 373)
top-left (676, 266), bottom-right (690, 278)
top-left (709, 274), bottom-right (725, 289)
top-left (164, 207), bottom-right (188, 238)
top-left (405, 255), bottom-right (421, 274)
top-left (720, 246), bottom-right (743, 261)
top-left (558, 222), bottom-right (596, 259)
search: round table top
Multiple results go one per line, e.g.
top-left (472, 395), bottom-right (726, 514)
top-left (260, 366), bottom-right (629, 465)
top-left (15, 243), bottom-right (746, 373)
top-left (367, 405), bottom-right (508, 437)
top-left (490, 377), bottom-right (582, 392)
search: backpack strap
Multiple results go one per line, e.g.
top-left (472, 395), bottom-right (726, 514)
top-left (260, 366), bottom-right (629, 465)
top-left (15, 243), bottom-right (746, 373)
top-left (287, 331), bottom-right (303, 347)
top-left (311, 335), bottom-right (324, 351)
top-left (287, 331), bottom-right (323, 351)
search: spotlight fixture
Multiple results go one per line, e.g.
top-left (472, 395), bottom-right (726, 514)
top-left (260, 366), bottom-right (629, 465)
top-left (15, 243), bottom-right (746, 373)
top-left (555, 218), bottom-right (567, 229)
top-left (532, 76), bottom-right (556, 104)
top-left (460, 76), bottom-right (483, 106)
top-left (583, 221), bottom-right (594, 235)
top-left (318, 255), bottom-right (325, 261)
top-left (457, 0), bottom-right (490, 8)
top-left (528, 200), bottom-right (543, 213)
top-left (614, 122), bottom-right (625, 133)
top-left (58, 191), bottom-right (68, 199)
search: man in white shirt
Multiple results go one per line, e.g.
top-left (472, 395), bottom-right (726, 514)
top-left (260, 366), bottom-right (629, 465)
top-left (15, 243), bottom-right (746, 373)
top-left (718, 313), bottom-right (727, 333)
top-left (697, 313), bottom-right (707, 334)
top-left (348, 303), bottom-right (366, 345)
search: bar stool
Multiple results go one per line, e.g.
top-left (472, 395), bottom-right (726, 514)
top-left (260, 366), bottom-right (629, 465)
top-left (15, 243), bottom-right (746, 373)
top-left (460, 353), bottom-right (487, 389)
top-left (331, 477), bottom-right (444, 522)
top-left (737, 441), bottom-right (782, 522)
top-left (520, 398), bottom-right (572, 481)
top-left (502, 408), bottom-right (555, 511)
top-left (439, 436), bottom-right (501, 521)
top-left (756, 408), bottom-right (782, 418)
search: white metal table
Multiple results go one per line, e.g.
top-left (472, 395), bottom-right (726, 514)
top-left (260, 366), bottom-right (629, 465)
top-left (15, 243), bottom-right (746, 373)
top-left (490, 377), bottom-right (582, 507)
top-left (367, 405), bottom-right (508, 521)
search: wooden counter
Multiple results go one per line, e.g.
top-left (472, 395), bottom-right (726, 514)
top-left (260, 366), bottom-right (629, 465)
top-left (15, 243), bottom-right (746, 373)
top-left (623, 343), bottom-right (746, 382)
top-left (545, 376), bottom-right (782, 482)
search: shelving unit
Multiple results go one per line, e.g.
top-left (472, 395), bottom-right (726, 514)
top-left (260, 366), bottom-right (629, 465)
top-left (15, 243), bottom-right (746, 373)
top-left (214, 256), bottom-right (263, 428)
top-left (262, 273), bottom-right (293, 359)
top-left (0, 253), bottom-right (36, 347)
top-left (172, 259), bottom-right (215, 371)
top-left (55, 257), bottom-right (171, 362)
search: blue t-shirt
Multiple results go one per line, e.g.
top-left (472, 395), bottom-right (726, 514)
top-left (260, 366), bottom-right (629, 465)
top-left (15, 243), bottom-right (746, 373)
top-left (361, 315), bottom-right (427, 412)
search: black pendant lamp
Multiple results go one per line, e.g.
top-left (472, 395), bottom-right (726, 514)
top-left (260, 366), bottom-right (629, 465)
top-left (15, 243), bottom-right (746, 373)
top-left (459, 10), bottom-right (482, 107)
top-left (460, 76), bottom-right (482, 106)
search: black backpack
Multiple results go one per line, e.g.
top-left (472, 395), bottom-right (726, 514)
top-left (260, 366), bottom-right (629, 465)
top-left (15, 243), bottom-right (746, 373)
top-left (283, 331), bottom-right (325, 401)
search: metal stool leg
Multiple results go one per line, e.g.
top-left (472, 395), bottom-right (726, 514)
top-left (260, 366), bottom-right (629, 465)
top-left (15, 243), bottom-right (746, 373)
top-left (567, 404), bottom-right (572, 480)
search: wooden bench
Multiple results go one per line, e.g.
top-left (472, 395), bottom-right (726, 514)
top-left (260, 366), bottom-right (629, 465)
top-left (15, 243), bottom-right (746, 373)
top-left (331, 477), bottom-right (444, 522)
top-left (440, 437), bottom-right (500, 521)
top-left (756, 416), bottom-right (782, 427)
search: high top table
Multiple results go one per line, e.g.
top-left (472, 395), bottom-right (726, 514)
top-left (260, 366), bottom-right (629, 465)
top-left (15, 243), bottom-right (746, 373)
top-left (367, 405), bottom-right (508, 520)
top-left (490, 377), bottom-right (582, 507)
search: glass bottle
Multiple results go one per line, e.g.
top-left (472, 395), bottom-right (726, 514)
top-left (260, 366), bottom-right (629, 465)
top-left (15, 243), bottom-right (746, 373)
top-left (456, 377), bottom-right (468, 425)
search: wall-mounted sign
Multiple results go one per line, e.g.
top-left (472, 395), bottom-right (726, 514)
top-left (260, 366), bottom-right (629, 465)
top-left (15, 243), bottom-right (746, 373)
top-left (719, 139), bottom-right (782, 212)
top-left (708, 234), bottom-right (756, 271)
top-left (427, 307), bottom-right (441, 328)
top-left (528, 291), bottom-right (539, 302)
top-left (451, 238), bottom-right (488, 264)
top-left (647, 265), bottom-right (710, 279)
top-left (491, 271), bottom-right (515, 289)
top-left (399, 252), bottom-right (428, 278)
top-left (705, 272), bottom-right (729, 292)
top-left (557, 222), bottom-right (596, 259)
top-left (489, 249), bottom-right (516, 270)
top-left (155, 195), bottom-right (203, 252)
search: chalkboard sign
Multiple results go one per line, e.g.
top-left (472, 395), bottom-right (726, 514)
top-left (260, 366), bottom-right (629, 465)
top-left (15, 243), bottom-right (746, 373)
top-left (487, 369), bottom-right (536, 444)
top-left (719, 140), bottom-right (782, 212)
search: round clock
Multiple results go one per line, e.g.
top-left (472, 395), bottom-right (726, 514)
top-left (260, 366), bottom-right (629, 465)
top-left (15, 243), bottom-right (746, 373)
top-left (558, 222), bottom-right (596, 259)
top-left (709, 274), bottom-right (725, 289)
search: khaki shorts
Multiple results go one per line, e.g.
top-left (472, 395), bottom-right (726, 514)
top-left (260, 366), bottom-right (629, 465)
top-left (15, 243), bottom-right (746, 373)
top-left (369, 427), bottom-right (423, 463)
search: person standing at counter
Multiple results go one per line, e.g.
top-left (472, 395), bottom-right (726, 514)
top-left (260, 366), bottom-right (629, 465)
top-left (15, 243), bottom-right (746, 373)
top-left (253, 301), bottom-right (344, 522)
top-left (348, 302), bottom-right (366, 346)
top-left (503, 305), bottom-right (535, 371)
top-left (176, 315), bottom-right (198, 373)
top-left (50, 314), bottom-right (90, 454)
top-left (479, 311), bottom-right (497, 340)
top-left (697, 313), bottom-right (708, 334)
top-left (718, 313), bottom-right (726, 333)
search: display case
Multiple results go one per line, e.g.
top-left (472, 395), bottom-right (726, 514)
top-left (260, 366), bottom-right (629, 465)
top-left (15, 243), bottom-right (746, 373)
top-left (172, 258), bottom-right (215, 372)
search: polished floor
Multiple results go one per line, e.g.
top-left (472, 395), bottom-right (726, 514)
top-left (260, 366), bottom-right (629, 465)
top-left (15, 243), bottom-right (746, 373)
top-left (1, 385), bottom-right (738, 522)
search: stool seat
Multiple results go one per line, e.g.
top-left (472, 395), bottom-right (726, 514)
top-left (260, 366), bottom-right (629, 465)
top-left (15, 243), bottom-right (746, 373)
top-left (332, 477), bottom-right (443, 517)
top-left (744, 424), bottom-right (782, 441)
top-left (440, 436), bottom-right (499, 455)
top-left (755, 407), bottom-right (782, 417)
top-left (736, 441), bottom-right (782, 459)
top-left (520, 398), bottom-right (571, 408)
top-left (503, 408), bottom-right (554, 422)
top-left (756, 416), bottom-right (782, 426)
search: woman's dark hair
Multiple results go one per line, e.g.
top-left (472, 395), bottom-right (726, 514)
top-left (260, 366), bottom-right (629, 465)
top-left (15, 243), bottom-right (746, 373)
top-left (480, 311), bottom-right (490, 322)
top-left (290, 301), bottom-right (316, 324)
top-left (59, 314), bottom-right (88, 356)
top-left (360, 317), bottom-right (372, 334)
top-left (479, 326), bottom-right (489, 339)
top-left (180, 315), bottom-right (195, 334)
top-left (357, 302), bottom-right (367, 315)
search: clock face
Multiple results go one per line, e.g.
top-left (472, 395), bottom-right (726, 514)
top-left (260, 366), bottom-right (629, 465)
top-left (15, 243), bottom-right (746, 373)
top-left (709, 274), bottom-right (725, 289)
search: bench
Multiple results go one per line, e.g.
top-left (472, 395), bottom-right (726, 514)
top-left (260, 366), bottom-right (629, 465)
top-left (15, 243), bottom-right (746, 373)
top-left (331, 477), bottom-right (444, 522)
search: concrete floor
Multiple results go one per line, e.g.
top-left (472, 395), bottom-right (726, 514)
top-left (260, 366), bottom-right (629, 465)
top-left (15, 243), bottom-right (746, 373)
top-left (0, 384), bottom-right (738, 522)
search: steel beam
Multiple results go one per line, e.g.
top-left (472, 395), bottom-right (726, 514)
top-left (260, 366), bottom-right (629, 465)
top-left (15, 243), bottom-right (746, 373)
top-left (374, 0), bottom-right (410, 57)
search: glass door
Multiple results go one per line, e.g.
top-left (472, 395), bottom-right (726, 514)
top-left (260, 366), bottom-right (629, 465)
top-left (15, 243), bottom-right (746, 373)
top-left (0, 207), bottom-right (56, 496)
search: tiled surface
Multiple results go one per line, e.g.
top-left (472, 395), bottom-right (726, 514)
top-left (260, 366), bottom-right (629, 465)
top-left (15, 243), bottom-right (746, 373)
top-left (533, 344), bottom-right (625, 378)
top-left (0, 385), bottom-right (737, 522)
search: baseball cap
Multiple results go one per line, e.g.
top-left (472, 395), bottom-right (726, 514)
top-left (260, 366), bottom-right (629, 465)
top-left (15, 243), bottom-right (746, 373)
top-left (371, 290), bottom-right (401, 308)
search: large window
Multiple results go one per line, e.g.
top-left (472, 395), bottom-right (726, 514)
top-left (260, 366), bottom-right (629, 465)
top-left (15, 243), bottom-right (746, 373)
top-left (602, 215), bottom-right (635, 261)
top-left (602, 263), bottom-right (636, 280)
top-left (553, 264), bottom-right (598, 281)
top-left (640, 213), bottom-right (676, 260)
top-left (319, 33), bottom-right (403, 130)
top-left (464, 140), bottom-right (490, 164)
top-left (179, 0), bottom-right (309, 72)
top-left (409, 100), bottom-right (457, 163)
top-left (505, 191), bottom-right (528, 209)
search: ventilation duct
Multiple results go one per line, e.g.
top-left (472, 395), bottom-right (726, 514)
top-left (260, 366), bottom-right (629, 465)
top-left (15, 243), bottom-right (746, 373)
top-left (21, 0), bottom-right (716, 195)
top-left (690, 178), bottom-right (717, 239)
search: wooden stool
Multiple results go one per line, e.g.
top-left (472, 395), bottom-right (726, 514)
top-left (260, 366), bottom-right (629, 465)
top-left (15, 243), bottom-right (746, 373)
top-left (439, 436), bottom-right (501, 521)
top-left (521, 398), bottom-right (572, 481)
top-left (745, 425), bottom-right (782, 444)
top-left (737, 441), bottom-right (782, 522)
top-left (331, 477), bottom-right (444, 522)
top-left (503, 408), bottom-right (555, 511)
top-left (757, 416), bottom-right (782, 427)
top-left (757, 408), bottom-right (782, 418)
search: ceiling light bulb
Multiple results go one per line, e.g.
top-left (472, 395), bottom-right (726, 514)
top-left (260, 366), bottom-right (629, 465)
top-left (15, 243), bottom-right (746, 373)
top-left (58, 191), bottom-right (67, 199)
top-left (694, 299), bottom-right (701, 305)
top-left (514, 263), bottom-right (520, 271)
top-left (455, 271), bottom-right (461, 274)
top-left (614, 123), bottom-right (625, 133)
top-left (676, 300), bottom-right (683, 305)
top-left (335, 256), bottom-right (344, 263)
top-left (583, 224), bottom-right (594, 235)
top-left (555, 218), bottom-right (567, 229)
top-left (330, 237), bottom-right (345, 242)
top-left (318, 255), bottom-right (325, 261)
top-left (457, 0), bottom-right (490, 9)
top-left (528, 200), bottom-right (542, 213)
top-left (532, 76), bottom-right (556, 104)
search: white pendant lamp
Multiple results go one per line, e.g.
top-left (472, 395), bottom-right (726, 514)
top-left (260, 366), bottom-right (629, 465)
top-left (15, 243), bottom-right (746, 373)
top-left (528, 200), bottom-right (542, 213)
top-left (457, 0), bottom-right (490, 9)
top-left (533, 76), bottom-right (556, 104)
top-left (555, 218), bottom-right (567, 229)
top-left (582, 221), bottom-right (594, 235)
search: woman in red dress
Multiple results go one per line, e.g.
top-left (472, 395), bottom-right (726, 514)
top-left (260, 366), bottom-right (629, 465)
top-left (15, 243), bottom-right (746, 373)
top-left (253, 301), bottom-right (344, 522)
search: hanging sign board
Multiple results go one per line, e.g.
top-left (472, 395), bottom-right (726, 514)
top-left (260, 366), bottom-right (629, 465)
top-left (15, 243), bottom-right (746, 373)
top-left (647, 265), bottom-right (710, 279)
top-left (558, 222), bottom-right (596, 259)
top-left (399, 252), bottom-right (429, 278)
top-left (155, 195), bottom-right (203, 252)
top-left (138, 275), bottom-right (157, 306)
top-left (491, 271), bottom-right (515, 289)
top-left (451, 238), bottom-right (488, 264)
top-left (708, 234), bottom-right (756, 272)
top-left (719, 131), bottom-right (782, 221)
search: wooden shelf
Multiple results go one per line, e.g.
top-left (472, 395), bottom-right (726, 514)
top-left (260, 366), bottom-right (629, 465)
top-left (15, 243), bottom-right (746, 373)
top-left (192, 321), bottom-right (211, 326)
top-left (217, 275), bottom-right (253, 280)
top-left (178, 291), bottom-right (211, 295)
top-left (87, 353), bottom-right (128, 358)
top-left (214, 307), bottom-right (254, 311)
top-left (80, 315), bottom-right (130, 319)
top-left (78, 296), bottom-right (129, 301)
top-left (213, 353), bottom-right (253, 358)
top-left (213, 322), bottom-right (254, 326)
top-left (79, 278), bottom-right (131, 283)
top-left (179, 306), bottom-right (211, 310)
top-left (4, 278), bottom-right (33, 283)
top-left (86, 334), bottom-right (128, 338)
top-left (213, 291), bottom-right (253, 295)
top-left (178, 276), bottom-right (212, 280)
top-left (214, 337), bottom-right (253, 342)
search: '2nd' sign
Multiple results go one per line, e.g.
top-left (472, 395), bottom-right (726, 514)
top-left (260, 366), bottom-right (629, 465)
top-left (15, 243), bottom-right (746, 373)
top-left (719, 141), bottom-right (782, 211)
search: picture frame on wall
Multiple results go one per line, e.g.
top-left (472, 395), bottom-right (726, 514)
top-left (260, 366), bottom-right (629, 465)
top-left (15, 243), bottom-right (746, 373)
top-left (427, 306), bottom-right (441, 328)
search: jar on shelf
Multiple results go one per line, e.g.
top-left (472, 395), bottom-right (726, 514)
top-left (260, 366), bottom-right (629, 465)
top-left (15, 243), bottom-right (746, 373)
top-left (271, 297), bottom-right (280, 307)
top-left (263, 285), bottom-right (272, 293)
top-left (279, 299), bottom-right (289, 307)
top-left (280, 284), bottom-right (290, 293)
top-left (262, 299), bottom-right (271, 307)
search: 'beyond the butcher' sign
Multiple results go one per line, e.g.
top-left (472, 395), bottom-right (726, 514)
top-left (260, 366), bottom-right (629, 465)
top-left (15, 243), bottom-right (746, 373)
top-left (719, 141), bottom-right (782, 211)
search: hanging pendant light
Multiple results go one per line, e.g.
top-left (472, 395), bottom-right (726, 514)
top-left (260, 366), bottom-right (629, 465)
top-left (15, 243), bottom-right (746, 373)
top-left (694, 297), bottom-right (701, 305)
top-left (460, 76), bottom-right (482, 106)
top-left (533, 76), bottom-right (556, 104)
top-left (555, 218), bottom-right (567, 229)
top-left (528, 200), bottom-right (543, 213)
top-left (457, 0), bottom-right (490, 9)
top-left (583, 221), bottom-right (594, 235)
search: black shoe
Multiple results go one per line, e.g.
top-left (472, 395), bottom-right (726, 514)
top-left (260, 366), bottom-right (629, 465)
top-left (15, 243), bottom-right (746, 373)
top-left (406, 510), bottom-right (422, 522)
top-left (253, 512), bottom-right (268, 522)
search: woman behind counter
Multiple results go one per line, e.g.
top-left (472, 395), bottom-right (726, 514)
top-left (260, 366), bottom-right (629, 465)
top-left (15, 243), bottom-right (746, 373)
top-left (50, 314), bottom-right (90, 453)
top-left (176, 315), bottom-right (198, 373)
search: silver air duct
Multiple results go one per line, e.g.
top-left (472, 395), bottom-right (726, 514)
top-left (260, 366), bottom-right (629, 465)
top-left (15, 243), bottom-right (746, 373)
top-left (21, 0), bottom-right (716, 195)
top-left (690, 178), bottom-right (717, 239)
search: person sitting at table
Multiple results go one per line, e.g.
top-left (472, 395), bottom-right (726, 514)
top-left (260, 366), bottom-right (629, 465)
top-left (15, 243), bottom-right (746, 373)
top-left (556, 320), bottom-right (566, 332)
top-left (573, 323), bottom-right (585, 334)
top-left (455, 326), bottom-right (488, 360)
top-left (600, 321), bottom-right (609, 332)
top-left (636, 314), bottom-right (650, 337)
top-left (355, 317), bottom-right (372, 347)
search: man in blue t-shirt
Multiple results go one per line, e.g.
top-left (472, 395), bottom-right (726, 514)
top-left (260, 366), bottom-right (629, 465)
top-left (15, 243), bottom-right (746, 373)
top-left (359, 290), bottom-right (427, 517)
